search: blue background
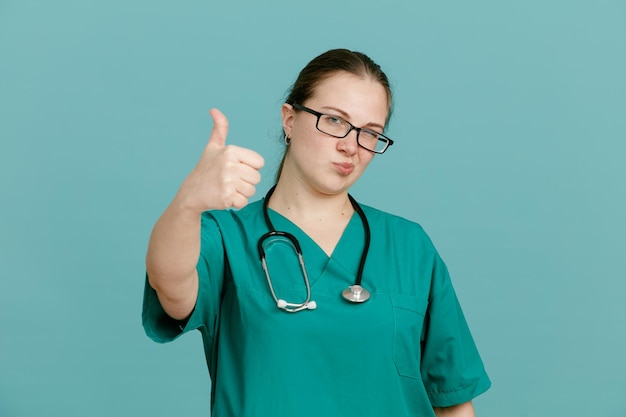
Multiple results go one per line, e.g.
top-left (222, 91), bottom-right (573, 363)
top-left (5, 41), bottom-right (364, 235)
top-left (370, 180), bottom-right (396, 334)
top-left (1, 1), bottom-right (625, 416)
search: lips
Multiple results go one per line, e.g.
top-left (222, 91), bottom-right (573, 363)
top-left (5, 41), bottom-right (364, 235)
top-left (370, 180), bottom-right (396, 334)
top-left (333, 162), bottom-right (354, 175)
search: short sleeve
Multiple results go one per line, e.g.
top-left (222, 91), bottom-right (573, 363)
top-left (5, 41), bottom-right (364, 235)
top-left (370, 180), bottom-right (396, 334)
top-left (142, 212), bottom-right (226, 344)
top-left (420, 253), bottom-right (491, 407)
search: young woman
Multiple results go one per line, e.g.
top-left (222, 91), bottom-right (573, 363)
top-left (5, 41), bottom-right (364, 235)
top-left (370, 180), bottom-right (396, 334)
top-left (143, 49), bottom-right (490, 417)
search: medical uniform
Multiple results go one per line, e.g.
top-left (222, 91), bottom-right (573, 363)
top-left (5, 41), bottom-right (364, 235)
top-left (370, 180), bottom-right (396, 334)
top-left (143, 199), bottom-right (491, 417)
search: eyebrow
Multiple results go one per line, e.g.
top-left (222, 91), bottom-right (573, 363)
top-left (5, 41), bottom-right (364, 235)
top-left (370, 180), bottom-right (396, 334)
top-left (320, 106), bottom-right (385, 132)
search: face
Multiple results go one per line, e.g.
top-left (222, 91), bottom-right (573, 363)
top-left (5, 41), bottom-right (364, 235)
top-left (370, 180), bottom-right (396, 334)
top-left (281, 71), bottom-right (389, 197)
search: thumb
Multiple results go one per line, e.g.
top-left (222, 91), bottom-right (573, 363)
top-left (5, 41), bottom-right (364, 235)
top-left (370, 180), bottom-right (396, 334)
top-left (207, 108), bottom-right (229, 148)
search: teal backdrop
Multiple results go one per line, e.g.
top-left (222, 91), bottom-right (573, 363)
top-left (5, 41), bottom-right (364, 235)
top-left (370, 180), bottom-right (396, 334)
top-left (1, 1), bottom-right (625, 416)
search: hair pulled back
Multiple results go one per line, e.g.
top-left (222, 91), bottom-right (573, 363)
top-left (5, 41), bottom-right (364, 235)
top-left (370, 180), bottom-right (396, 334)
top-left (285, 49), bottom-right (393, 116)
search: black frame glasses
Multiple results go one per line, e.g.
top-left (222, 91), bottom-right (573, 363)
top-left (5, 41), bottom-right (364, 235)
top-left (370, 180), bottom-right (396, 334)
top-left (293, 103), bottom-right (394, 154)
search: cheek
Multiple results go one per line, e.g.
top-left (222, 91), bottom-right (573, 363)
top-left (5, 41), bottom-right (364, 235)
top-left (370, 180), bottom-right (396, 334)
top-left (294, 124), bottom-right (319, 147)
top-left (300, 128), bottom-right (334, 154)
top-left (357, 149), bottom-right (375, 166)
top-left (291, 130), bottom-right (326, 163)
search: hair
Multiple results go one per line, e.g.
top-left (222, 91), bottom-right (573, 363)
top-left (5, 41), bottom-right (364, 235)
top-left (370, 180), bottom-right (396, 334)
top-left (275, 48), bottom-right (394, 182)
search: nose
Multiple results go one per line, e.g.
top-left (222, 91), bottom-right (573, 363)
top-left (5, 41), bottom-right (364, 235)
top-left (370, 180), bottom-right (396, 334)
top-left (337, 128), bottom-right (359, 155)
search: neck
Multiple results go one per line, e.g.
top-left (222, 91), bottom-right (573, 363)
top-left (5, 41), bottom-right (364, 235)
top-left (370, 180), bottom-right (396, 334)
top-left (267, 181), bottom-right (354, 223)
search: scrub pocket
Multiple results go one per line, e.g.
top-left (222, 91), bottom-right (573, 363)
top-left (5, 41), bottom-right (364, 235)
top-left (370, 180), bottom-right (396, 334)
top-left (390, 293), bottom-right (426, 380)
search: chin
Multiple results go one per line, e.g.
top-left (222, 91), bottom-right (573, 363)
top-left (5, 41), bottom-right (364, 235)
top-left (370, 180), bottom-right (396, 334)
top-left (316, 180), bottom-right (355, 196)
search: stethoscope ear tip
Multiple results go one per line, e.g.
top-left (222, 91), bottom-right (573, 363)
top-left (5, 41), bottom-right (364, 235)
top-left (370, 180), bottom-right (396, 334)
top-left (276, 299), bottom-right (317, 312)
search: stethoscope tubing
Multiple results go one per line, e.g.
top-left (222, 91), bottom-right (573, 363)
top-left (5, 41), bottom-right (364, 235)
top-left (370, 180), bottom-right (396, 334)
top-left (259, 185), bottom-right (371, 310)
top-left (257, 230), bottom-right (315, 313)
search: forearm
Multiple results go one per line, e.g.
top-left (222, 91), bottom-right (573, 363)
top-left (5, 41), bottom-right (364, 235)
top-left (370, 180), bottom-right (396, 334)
top-left (434, 401), bottom-right (475, 417)
top-left (145, 197), bottom-right (202, 317)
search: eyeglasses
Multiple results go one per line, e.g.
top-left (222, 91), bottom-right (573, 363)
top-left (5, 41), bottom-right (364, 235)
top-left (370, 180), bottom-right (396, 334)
top-left (293, 103), bottom-right (394, 154)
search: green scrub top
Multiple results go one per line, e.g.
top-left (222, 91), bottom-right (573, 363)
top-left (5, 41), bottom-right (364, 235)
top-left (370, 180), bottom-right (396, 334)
top-left (143, 199), bottom-right (490, 417)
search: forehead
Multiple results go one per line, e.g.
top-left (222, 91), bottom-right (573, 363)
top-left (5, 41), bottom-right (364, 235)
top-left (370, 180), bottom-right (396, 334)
top-left (306, 72), bottom-right (390, 124)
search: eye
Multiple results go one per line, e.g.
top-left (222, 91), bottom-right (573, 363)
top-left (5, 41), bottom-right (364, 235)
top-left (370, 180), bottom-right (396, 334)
top-left (360, 129), bottom-right (380, 141)
top-left (326, 115), bottom-right (344, 125)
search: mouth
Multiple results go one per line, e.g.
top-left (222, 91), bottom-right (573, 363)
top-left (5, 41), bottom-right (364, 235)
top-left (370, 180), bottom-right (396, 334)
top-left (333, 162), bottom-right (354, 175)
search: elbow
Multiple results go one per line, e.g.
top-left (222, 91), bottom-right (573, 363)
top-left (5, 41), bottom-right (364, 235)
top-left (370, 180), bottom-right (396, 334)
top-left (147, 269), bottom-right (199, 321)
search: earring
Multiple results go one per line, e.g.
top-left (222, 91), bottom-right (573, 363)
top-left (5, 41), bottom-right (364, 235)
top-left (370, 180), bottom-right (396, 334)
top-left (284, 134), bottom-right (291, 145)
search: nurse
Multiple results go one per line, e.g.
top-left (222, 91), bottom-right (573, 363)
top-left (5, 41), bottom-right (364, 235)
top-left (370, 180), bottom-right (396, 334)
top-left (143, 48), bottom-right (491, 416)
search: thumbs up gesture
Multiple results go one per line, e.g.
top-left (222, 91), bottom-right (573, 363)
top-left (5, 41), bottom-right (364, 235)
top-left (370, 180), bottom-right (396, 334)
top-left (176, 108), bottom-right (265, 213)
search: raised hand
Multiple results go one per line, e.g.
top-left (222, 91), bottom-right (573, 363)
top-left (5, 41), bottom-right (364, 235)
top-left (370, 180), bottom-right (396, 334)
top-left (175, 108), bottom-right (265, 213)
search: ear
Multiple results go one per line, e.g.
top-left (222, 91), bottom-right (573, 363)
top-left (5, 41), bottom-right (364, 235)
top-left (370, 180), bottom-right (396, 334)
top-left (281, 103), bottom-right (295, 138)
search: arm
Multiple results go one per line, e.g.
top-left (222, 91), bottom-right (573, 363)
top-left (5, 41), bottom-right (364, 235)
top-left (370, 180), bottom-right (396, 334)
top-left (434, 401), bottom-right (475, 417)
top-left (420, 252), bottom-right (491, 410)
top-left (146, 108), bottom-right (264, 320)
top-left (145, 199), bottom-right (202, 320)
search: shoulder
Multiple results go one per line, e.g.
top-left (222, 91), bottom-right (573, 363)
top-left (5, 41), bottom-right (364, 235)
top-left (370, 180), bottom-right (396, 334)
top-left (360, 204), bottom-right (420, 227)
top-left (361, 204), bottom-right (431, 241)
top-left (201, 199), bottom-right (264, 224)
top-left (198, 199), bottom-right (265, 245)
top-left (359, 204), bottom-right (441, 264)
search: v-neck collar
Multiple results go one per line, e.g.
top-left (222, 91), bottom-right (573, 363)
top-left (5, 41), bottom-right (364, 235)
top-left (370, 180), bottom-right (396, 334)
top-left (266, 207), bottom-right (366, 288)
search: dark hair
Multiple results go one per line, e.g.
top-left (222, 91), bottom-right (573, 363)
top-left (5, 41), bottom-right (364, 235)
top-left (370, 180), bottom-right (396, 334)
top-left (276, 49), bottom-right (393, 181)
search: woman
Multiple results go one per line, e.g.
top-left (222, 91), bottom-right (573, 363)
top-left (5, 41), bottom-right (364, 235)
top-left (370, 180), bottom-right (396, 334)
top-left (143, 49), bottom-right (490, 417)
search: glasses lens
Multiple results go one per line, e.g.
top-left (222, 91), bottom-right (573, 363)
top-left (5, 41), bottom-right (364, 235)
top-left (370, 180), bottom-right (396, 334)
top-left (317, 114), bottom-right (351, 137)
top-left (358, 129), bottom-right (389, 153)
top-left (316, 112), bottom-right (391, 153)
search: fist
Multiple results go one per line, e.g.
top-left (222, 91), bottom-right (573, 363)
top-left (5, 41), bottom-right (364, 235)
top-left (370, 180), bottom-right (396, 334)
top-left (177, 108), bottom-right (265, 212)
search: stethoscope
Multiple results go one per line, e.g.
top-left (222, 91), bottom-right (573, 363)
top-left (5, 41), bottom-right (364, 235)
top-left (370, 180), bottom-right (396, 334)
top-left (257, 185), bottom-right (371, 312)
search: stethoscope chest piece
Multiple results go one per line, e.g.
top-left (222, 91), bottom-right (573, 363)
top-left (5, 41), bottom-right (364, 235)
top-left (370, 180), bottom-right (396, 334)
top-left (342, 285), bottom-right (370, 303)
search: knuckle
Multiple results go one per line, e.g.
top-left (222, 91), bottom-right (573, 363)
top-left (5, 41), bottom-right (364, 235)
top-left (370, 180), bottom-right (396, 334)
top-left (223, 160), bottom-right (236, 170)
top-left (232, 196), bottom-right (247, 209)
top-left (223, 144), bottom-right (238, 156)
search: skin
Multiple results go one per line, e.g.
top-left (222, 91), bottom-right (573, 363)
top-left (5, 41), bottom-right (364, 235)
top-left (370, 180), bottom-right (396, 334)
top-left (434, 402), bottom-right (476, 417)
top-left (271, 72), bottom-right (386, 255)
top-left (145, 70), bottom-right (475, 417)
